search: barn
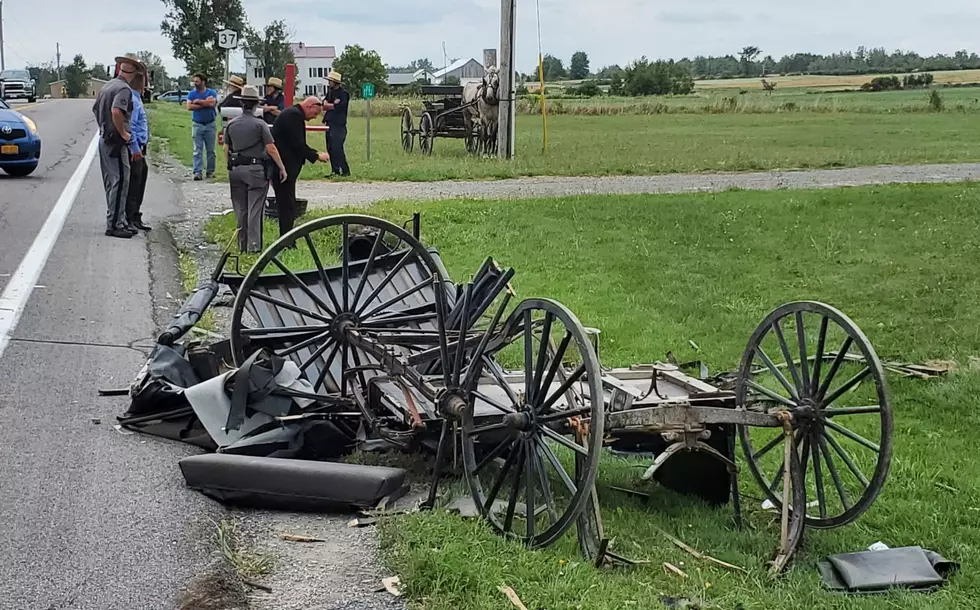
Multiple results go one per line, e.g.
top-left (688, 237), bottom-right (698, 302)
top-left (432, 58), bottom-right (485, 85)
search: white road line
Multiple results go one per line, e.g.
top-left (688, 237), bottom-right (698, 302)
top-left (0, 134), bottom-right (100, 359)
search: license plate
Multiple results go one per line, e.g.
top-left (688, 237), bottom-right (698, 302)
top-left (0, 144), bottom-right (18, 155)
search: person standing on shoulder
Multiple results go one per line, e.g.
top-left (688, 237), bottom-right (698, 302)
top-left (92, 53), bottom-right (144, 239)
top-left (126, 70), bottom-right (151, 232)
top-left (322, 71), bottom-right (350, 177)
top-left (186, 74), bottom-right (218, 181)
top-left (272, 96), bottom-right (330, 238)
top-left (262, 77), bottom-right (285, 125)
top-left (224, 86), bottom-right (287, 254)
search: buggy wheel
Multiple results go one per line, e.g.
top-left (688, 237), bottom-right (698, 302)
top-left (400, 108), bottom-right (415, 153)
top-left (229, 215), bottom-right (453, 428)
top-left (737, 301), bottom-right (892, 529)
top-left (419, 112), bottom-right (435, 156)
top-left (465, 123), bottom-right (482, 156)
top-left (460, 298), bottom-right (604, 549)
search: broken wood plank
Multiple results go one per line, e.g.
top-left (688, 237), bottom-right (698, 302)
top-left (498, 585), bottom-right (529, 610)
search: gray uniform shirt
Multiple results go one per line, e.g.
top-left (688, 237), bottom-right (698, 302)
top-left (224, 113), bottom-right (273, 160)
top-left (92, 77), bottom-right (134, 137)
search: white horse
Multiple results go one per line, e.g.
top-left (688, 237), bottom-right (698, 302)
top-left (462, 67), bottom-right (500, 156)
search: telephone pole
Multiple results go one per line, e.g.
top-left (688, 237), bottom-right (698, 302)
top-left (1, 1), bottom-right (6, 71)
top-left (56, 43), bottom-right (61, 79)
top-left (496, 0), bottom-right (516, 159)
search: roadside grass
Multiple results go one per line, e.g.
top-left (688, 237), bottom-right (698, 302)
top-left (214, 518), bottom-right (274, 579)
top-left (149, 100), bottom-right (980, 183)
top-left (204, 182), bottom-right (980, 609)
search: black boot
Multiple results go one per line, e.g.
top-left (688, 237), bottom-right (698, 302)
top-left (106, 228), bottom-right (133, 239)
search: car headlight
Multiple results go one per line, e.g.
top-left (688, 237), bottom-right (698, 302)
top-left (22, 116), bottom-right (37, 134)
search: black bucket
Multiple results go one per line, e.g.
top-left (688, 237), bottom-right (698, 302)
top-left (264, 197), bottom-right (308, 219)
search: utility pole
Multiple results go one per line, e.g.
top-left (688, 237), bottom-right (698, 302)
top-left (0, 1), bottom-right (6, 71)
top-left (497, 0), bottom-right (516, 159)
top-left (56, 43), bottom-right (61, 79)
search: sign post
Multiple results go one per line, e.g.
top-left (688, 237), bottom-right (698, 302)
top-left (362, 82), bottom-right (375, 162)
top-left (217, 28), bottom-right (239, 88)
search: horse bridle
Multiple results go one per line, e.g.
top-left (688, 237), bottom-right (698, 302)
top-left (479, 73), bottom-right (500, 107)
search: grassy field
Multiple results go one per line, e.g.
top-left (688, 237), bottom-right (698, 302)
top-left (148, 100), bottom-right (980, 183)
top-left (205, 181), bottom-right (980, 609)
top-left (694, 69), bottom-right (980, 91)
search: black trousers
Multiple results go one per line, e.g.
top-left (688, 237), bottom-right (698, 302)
top-left (271, 167), bottom-right (300, 238)
top-left (127, 145), bottom-right (148, 224)
top-left (326, 126), bottom-right (349, 176)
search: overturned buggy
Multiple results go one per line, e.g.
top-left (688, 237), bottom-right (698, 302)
top-left (220, 213), bottom-right (893, 573)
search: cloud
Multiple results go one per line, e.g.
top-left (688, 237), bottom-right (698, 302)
top-left (657, 11), bottom-right (743, 25)
top-left (279, 0), bottom-right (491, 26)
top-left (102, 22), bottom-right (161, 34)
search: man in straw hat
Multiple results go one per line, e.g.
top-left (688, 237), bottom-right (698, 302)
top-left (92, 53), bottom-right (145, 239)
top-left (185, 73), bottom-right (219, 180)
top-left (321, 70), bottom-right (350, 176)
top-left (218, 75), bottom-right (246, 111)
top-left (262, 77), bottom-right (286, 125)
top-left (223, 85), bottom-right (287, 253)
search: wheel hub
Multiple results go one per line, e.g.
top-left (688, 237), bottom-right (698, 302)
top-left (331, 312), bottom-right (360, 343)
top-left (503, 405), bottom-right (537, 432)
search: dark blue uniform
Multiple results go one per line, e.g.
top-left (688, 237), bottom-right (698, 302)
top-left (322, 86), bottom-right (350, 176)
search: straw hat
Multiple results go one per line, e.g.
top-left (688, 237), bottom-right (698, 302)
top-left (327, 71), bottom-right (342, 84)
top-left (235, 85), bottom-right (262, 101)
top-left (266, 77), bottom-right (283, 90)
top-left (114, 53), bottom-right (146, 72)
top-left (225, 75), bottom-right (245, 89)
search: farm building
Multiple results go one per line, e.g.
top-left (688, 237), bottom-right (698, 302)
top-left (245, 42), bottom-right (336, 96)
top-left (48, 78), bottom-right (107, 99)
top-left (432, 58), bottom-right (485, 84)
top-left (387, 69), bottom-right (437, 90)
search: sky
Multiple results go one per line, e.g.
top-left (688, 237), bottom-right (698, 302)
top-left (3, 0), bottom-right (980, 77)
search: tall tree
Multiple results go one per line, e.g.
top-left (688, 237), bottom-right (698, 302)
top-left (64, 55), bottom-right (88, 98)
top-left (244, 20), bottom-right (296, 82)
top-left (539, 54), bottom-right (566, 81)
top-left (28, 63), bottom-right (60, 96)
top-left (332, 44), bottom-right (388, 98)
top-left (411, 58), bottom-right (434, 72)
top-left (161, 0), bottom-right (249, 81)
top-left (89, 63), bottom-right (110, 80)
top-left (136, 51), bottom-right (170, 91)
top-left (569, 51), bottom-right (590, 80)
top-left (739, 45), bottom-right (761, 76)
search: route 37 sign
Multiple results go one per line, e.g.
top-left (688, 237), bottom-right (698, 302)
top-left (217, 29), bottom-right (239, 50)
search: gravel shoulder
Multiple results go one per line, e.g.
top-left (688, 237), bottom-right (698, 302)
top-left (180, 162), bottom-right (980, 209)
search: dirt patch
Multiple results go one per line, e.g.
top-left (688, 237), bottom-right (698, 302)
top-left (175, 559), bottom-right (249, 610)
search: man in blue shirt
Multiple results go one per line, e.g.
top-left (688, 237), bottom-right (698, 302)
top-left (185, 73), bottom-right (218, 180)
top-left (126, 71), bottom-right (151, 232)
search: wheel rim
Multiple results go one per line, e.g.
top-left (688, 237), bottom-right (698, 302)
top-left (400, 109), bottom-right (414, 153)
top-left (229, 214), bottom-right (452, 407)
top-left (737, 301), bottom-right (892, 528)
top-left (420, 114), bottom-right (434, 155)
top-left (461, 298), bottom-right (604, 548)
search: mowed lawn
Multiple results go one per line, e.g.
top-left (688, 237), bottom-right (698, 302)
top-left (205, 182), bottom-right (980, 609)
top-left (149, 101), bottom-right (980, 182)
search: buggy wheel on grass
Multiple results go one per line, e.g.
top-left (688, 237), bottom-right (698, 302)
top-left (400, 108), bottom-right (415, 153)
top-left (465, 123), bottom-right (482, 156)
top-left (229, 214), bottom-right (453, 410)
top-left (419, 112), bottom-right (435, 156)
top-left (736, 301), bottom-right (893, 529)
top-left (460, 298), bottom-right (604, 549)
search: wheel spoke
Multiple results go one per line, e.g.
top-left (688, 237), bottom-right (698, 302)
top-left (531, 312), bottom-right (554, 407)
top-left (298, 336), bottom-right (335, 372)
top-left (819, 434), bottom-right (852, 511)
top-left (820, 367), bottom-right (871, 408)
top-left (825, 419), bottom-right (880, 453)
top-left (537, 405), bottom-right (593, 424)
top-left (277, 330), bottom-right (333, 358)
top-left (795, 312), bottom-right (811, 396)
top-left (248, 291), bottom-right (332, 324)
top-left (823, 405), bottom-right (881, 417)
top-left (751, 433), bottom-right (784, 461)
top-left (824, 430), bottom-right (871, 488)
top-left (360, 277), bottom-right (436, 322)
top-left (810, 316), bottom-right (830, 396)
top-left (241, 324), bottom-right (330, 337)
top-left (350, 229), bottom-right (388, 311)
top-left (485, 439), bottom-right (522, 510)
top-left (303, 234), bottom-right (343, 315)
top-left (811, 434), bottom-right (827, 519)
top-left (453, 284), bottom-right (472, 387)
top-left (816, 337), bottom-right (854, 401)
top-left (341, 343), bottom-right (349, 397)
top-left (755, 347), bottom-right (800, 402)
top-left (462, 290), bottom-right (512, 391)
top-left (473, 435), bottom-right (515, 475)
top-left (745, 379), bottom-right (797, 409)
top-left (349, 346), bottom-right (369, 394)
top-left (525, 438), bottom-right (536, 539)
top-left (468, 421), bottom-right (511, 436)
top-left (773, 319), bottom-right (803, 396)
top-left (538, 364), bottom-right (586, 414)
top-left (270, 256), bottom-right (336, 318)
top-left (538, 436), bottom-right (577, 494)
top-left (353, 250), bottom-right (415, 317)
top-left (536, 332), bottom-right (572, 408)
top-left (433, 281), bottom-right (452, 389)
top-left (523, 310), bottom-right (534, 403)
top-left (531, 436), bottom-right (560, 523)
top-left (311, 343), bottom-right (340, 392)
top-left (503, 441), bottom-right (526, 533)
top-left (484, 355), bottom-right (521, 406)
top-left (473, 390), bottom-right (515, 414)
top-left (341, 223), bottom-right (350, 311)
top-left (539, 425), bottom-right (589, 457)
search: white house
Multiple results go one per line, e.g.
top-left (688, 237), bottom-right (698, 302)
top-left (432, 58), bottom-right (485, 85)
top-left (245, 42), bottom-right (336, 96)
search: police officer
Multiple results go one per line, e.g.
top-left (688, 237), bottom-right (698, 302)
top-left (223, 85), bottom-right (288, 253)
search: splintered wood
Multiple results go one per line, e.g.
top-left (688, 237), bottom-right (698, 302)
top-left (498, 585), bottom-right (529, 610)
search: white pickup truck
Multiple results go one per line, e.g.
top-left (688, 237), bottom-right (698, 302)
top-left (0, 69), bottom-right (37, 103)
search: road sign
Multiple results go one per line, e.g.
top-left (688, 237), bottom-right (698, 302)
top-left (362, 82), bottom-right (375, 99)
top-left (217, 29), bottom-right (239, 50)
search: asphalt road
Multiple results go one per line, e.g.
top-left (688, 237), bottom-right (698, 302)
top-left (0, 100), bottom-right (216, 609)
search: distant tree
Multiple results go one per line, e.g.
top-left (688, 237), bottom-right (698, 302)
top-left (571, 80), bottom-right (601, 96)
top-left (89, 63), bottom-right (110, 80)
top-left (443, 75), bottom-right (461, 85)
top-left (411, 58), bottom-right (434, 72)
top-left (739, 46), bottom-right (761, 76)
top-left (609, 73), bottom-right (624, 95)
top-left (28, 63), bottom-right (60, 95)
top-left (175, 74), bottom-right (192, 90)
top-left (244, 20), bottom-right (297, 84)
top-left (623, 57), bottom-right (694, 96)
top-left (595, 64), bottom-right (623, 80)
top-left (332, 44), bottom-right (388, 98)
top-left (64, 54), bottom-right (88, 98)
top-left (569, 51), bottom-right (590, 80)
top-left (161, 0), bottom-right (249, 80)
top-left (136, 51), bottom-right (170, 91)
top-left (540, 54), bottom-right (566, 81)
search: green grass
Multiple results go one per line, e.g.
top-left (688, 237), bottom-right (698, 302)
top-left (204, 182), bottom-right (980, 609)
top-left (148, 100), bottom-right (980, 183)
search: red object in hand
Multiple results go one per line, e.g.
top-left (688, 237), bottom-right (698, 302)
top-left (218, 132), bottom-right (224, 146)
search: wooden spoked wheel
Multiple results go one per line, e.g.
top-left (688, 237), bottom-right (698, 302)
top-left (419, 112), bottom-right (435, 156)
top-left (737, 301), bottom-right (893, 529)
top-left (460, 298), bottom-right (604, 549)
top-left (400, 108), bottom-right (414, 153)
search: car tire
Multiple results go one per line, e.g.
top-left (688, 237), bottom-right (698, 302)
top-left (3, 164), bottom-right (38, 177)
top-left (28, 97), bottom-right (36, 104)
